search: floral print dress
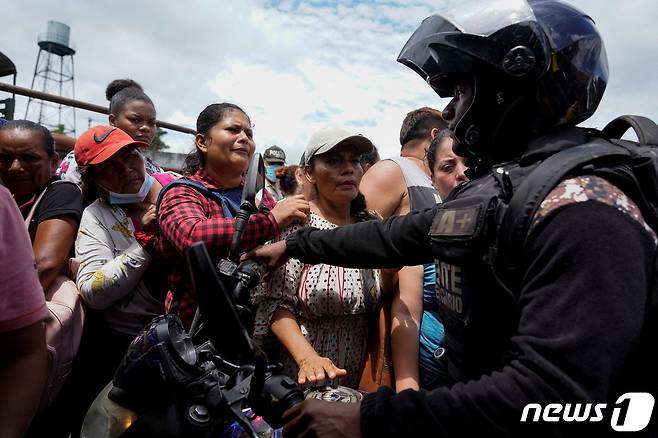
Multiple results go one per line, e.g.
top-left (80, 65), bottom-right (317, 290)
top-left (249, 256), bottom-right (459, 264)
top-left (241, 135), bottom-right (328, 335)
top-left (252, 212), bottom-right (381, 388)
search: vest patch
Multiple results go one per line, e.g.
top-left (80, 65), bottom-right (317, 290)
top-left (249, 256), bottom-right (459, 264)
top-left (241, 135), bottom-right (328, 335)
top-left (430, 205), bottom-right (482, 237)
top-left (436, 260), bottom-right (464, 314)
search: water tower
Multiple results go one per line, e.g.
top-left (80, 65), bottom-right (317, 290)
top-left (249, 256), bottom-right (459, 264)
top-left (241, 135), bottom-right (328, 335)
top-left (25, 21), bottom-right (77, 135)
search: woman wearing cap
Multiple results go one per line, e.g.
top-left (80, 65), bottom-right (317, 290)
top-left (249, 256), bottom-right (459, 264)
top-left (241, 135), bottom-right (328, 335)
top-left (59, 125), bottom-right (174, 437)
top-left (157, 103), bottom-right (309, 328)
top-left (73, 125), bottom-right (172, 368)
top-left (252, 126), bottom-right (381, 389)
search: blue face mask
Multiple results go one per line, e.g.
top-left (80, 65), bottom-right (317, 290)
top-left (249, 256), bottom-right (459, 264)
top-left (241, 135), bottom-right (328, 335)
top-left (107, 175), bottom-right (155, 204)
top-left (265, 164), bottom-right (281, 182)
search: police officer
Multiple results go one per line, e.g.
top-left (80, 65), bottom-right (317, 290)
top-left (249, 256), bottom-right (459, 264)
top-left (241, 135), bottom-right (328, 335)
top-left (249, 0), bottom-right (657, 436)
top-left (263, 145), bottom-right (286, 201)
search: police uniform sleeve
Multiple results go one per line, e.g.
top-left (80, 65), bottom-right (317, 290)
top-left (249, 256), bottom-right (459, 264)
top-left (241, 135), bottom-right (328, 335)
top-left (286, 206), bottom-right (436, 268)
top-left (360, 199), bottom-right (656, 436)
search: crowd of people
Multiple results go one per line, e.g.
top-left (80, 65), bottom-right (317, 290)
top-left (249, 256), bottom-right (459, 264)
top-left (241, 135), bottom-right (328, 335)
top-left (0, 75), bottom-right (460, 437)
top-left (1, 0), bottom-right (657, 437)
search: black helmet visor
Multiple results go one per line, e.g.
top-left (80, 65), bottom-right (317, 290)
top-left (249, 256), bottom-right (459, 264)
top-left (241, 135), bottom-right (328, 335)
top-left (398, 0), bottom-right (539, 96)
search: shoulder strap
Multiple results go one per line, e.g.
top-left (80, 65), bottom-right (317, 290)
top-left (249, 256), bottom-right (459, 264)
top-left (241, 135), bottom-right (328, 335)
top-left (156, 179), bottom-right (213, 211)
top-left (155, 179), bottom-right (239, 219)
top-left (388, 156), bottom-right (433, 189)
top-left (24, 180), bottom-right (73, 227)
top-left (495, 139), bottom-right (631, 278)
top-left (603, 115), bottom-right (658, 146)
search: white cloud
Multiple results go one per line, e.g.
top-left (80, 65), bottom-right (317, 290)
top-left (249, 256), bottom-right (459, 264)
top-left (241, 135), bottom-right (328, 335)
top-left (1, 0), bottom-right (656, 162)
top-left (206, 56), bottom-right (443, 162)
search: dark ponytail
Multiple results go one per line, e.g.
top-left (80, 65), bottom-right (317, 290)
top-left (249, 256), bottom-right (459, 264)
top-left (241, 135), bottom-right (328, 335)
top-left (106, 78), bottom-right (153, 114)
top-left (182, 148), bottom-right (201, 176)
top-left (276, 165), bottom-right (300, 196)
top-left (350, 191), bottom-right (380, 222)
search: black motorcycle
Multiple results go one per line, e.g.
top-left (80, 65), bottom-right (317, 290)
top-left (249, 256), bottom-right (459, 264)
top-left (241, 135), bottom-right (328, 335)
top-left (80, 153), bottom-right (361, 438)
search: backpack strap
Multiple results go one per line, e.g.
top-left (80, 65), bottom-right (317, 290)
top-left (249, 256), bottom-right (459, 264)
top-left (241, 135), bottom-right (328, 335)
top-left (156, 178), bottom-right (243, 317)
top-left (24, 186), bottom-right (51, 226)
top-left (156, 179), bottom-right (239, 220)
top-left (603, 115), bottom-right (658, 146)
top-left (24, 179), bottom-right (78, 227)
top-left (494, 140), bottom-right (632, 289)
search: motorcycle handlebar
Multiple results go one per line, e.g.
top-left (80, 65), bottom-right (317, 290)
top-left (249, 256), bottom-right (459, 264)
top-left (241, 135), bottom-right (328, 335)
top-left (231, 259), bottom-right (267, 304)
top-left (249, 357), bottom-right (305, 429)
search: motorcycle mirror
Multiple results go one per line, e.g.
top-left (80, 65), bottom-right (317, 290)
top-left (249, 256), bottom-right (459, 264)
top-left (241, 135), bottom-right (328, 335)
top-left (227, 153), bottom-right (265, 262)
top-left (187, 241), bottom-right (255, 364)
top-left (241, 153), bottom-right (265, 213)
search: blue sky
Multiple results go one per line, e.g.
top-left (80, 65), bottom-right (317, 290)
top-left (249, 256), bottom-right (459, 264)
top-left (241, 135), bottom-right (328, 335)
top-left (1, 0), bottom-right (656, 163)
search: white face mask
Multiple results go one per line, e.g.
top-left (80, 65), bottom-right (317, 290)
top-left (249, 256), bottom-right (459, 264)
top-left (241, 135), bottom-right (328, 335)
top-left (106, 175), bottom-right (154, 204)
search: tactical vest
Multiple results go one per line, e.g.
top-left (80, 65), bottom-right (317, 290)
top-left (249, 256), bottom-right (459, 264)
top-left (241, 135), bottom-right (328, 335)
top-left (429, 118), bottom-right (658, 383)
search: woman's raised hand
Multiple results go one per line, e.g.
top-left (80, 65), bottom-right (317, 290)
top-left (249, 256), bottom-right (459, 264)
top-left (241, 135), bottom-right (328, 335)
top-left (271, 195), bottom-right (310, 228)
top-left (140, 203), bottom-right (157, 229)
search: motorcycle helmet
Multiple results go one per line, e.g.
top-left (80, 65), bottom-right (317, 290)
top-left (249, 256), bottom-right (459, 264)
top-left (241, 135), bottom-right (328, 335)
top-left (398, 0), bottom-right (608, 164)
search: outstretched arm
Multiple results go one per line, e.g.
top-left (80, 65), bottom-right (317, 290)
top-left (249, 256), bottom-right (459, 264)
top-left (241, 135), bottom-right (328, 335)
top-left (287, 207), bottom-right (437, 268)
top-left (360, 201), bottom-right (655, 436)
top-left (282, 201), bottom-right (657, 437)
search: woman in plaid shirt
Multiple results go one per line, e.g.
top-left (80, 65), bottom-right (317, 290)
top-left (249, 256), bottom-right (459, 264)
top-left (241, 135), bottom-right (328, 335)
top-left (158, 103), bottom-right (309, 327)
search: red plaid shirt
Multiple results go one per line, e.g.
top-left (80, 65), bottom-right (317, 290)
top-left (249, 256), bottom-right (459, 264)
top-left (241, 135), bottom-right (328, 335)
top-left (158, 170), bottom-right (279, 326)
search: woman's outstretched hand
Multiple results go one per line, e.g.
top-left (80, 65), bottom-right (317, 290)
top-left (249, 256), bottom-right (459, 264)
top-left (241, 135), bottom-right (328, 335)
top-left (296, 355), bottom-right (347, 385)
top-left (242, 240), bottom-right (291, 281)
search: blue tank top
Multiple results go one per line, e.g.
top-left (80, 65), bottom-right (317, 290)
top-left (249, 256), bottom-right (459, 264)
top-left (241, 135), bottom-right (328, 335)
top-left (418, 265), bottom-right (450, 389)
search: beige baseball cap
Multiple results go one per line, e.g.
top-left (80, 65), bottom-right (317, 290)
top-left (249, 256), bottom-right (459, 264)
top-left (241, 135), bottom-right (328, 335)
top-left (304, 126), bottom-right (373, 163)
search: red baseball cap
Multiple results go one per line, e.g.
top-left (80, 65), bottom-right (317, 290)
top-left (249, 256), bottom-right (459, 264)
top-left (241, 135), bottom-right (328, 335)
top-left (74, 125), bottom-right (149, 166)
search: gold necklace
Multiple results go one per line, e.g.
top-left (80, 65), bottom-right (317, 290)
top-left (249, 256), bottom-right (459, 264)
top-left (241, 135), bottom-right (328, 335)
top-left (402, 155), bottom-right (425, 163)
top-left (401, 154), bottom-right (431, 175)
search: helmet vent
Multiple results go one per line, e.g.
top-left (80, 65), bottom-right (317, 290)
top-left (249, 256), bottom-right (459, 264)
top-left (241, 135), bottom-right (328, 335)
top-left (503, 46), bottom-right (536, 76)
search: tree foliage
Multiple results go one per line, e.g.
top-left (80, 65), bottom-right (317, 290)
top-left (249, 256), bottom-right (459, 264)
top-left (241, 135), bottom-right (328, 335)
top-left (150, 128), bottom-right (170, 151)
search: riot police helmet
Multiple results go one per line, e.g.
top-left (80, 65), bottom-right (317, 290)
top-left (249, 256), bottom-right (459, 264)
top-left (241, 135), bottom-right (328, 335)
top-left (398, 0), bottom-right (608, 163)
